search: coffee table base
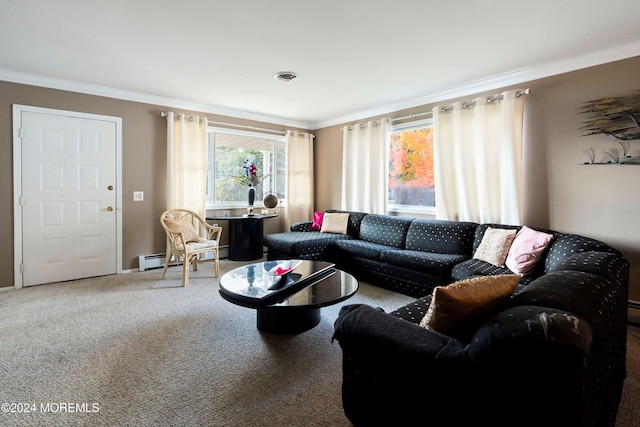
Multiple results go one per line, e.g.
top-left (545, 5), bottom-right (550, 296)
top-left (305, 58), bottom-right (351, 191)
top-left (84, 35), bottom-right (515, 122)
top-left (257, 306), bottom-right (321, 334)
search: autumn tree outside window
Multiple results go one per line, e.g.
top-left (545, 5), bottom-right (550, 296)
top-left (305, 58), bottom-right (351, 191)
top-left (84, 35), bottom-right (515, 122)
top-left (388, 119), bottom-right (435, 214)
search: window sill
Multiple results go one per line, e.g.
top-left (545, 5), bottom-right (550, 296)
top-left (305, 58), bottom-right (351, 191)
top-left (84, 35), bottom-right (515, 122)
top-left (388, 205), bottom-right (436, 217)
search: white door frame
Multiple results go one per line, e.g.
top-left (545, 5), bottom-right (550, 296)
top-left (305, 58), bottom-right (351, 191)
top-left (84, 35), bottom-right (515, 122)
top-left (12, 104), bottom-right (123, 289)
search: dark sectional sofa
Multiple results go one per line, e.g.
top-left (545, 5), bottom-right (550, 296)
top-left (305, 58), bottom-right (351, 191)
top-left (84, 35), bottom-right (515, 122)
top-left (264, 209), bottom-right (622, 298)
top-left (264, 209), bottom-right (630, 426)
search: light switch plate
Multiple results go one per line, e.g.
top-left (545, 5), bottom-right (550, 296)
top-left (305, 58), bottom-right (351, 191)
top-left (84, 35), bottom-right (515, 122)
top-left (133, 191), bottom-right (144, 201)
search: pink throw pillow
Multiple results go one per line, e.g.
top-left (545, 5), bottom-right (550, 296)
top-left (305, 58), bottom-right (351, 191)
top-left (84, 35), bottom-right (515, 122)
top-left (310, 211), bottom-right (324, 231)
top-left (505, 226), bottom-right (554, 275)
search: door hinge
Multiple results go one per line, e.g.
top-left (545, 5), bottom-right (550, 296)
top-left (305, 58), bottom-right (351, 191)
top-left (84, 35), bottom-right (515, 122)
top-left (19, 196), bottom-right (24, 206)
top-left (20, 263), bottom-right (25, 273)
top-left (19, 128), bottom-right (24, 139)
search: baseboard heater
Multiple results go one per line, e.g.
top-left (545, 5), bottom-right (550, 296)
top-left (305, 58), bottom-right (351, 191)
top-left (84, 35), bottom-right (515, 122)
top-left (138, 253), bottom-right (167, 272)
top-left (138, 247), bottom-right (230, 272)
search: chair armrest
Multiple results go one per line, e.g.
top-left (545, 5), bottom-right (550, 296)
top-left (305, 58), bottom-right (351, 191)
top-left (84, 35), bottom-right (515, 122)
top-left (164, 228), bottom-right (189, 248)
top-left (203, 222), bottom-right (222, 243)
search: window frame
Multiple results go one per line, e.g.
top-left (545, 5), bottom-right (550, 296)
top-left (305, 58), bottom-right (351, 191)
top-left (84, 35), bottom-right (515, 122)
top-left (206, 127), bottom-right (286, 209)
top-left (387, 118), bottom-right (436, 216)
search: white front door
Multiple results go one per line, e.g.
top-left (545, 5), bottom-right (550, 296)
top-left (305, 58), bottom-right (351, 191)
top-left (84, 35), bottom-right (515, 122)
top-left (16, 107), bottom-right (120, 287)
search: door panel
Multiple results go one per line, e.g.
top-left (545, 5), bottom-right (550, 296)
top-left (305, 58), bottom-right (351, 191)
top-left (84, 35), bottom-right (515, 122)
top-left (21, 111), bottom-right (117, 286)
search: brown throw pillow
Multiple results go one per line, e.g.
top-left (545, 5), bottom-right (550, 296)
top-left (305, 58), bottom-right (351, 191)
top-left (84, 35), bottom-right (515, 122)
top-left (320, 212), bottom-right (349, 234)
top-left (473, 227), bottom-right (517, 267)
top-left (164, 218), bottom-right (200, 243)
top-left (419, 274), bottom-right (520, 338)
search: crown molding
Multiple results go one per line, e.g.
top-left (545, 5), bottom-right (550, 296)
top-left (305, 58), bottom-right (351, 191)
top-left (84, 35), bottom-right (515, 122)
top-left (311, 40), bottom-right (640, 129)
top-left (2, 39), bottom-right (639, 132)
top-left (0, 69), bottom-right (313, 130)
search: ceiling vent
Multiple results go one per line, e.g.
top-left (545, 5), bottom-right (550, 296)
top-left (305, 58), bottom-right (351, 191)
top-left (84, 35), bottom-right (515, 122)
top-left (274, 71), bottom-right (298, 82)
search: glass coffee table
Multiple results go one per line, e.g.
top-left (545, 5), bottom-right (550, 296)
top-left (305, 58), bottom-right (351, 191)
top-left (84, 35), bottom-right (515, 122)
top-left (219, 260), bottom-right (358, 334)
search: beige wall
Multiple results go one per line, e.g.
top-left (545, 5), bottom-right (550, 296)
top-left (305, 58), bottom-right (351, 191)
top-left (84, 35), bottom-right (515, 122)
top-left (314, 56), bottom-right (640, 300)
top-left (2, 56), bottom-right (639, 300)
top-left (0, 81), bottom-right (298, 287)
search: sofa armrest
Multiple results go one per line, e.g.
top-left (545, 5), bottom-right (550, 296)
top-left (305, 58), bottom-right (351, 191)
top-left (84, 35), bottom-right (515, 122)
top-left (333, 304), bottom-right (472, 425)
top-left (290, 221), bottom-right (314, 232)
top-left (333, 303), bottom-right (598, 426)
top-left (468, 305), bottom-right (593, 364)
top-left (547, 251), bottom-right (629, 282)
top-left (464, 306), bottom-right (595, 426)
top-left (333, 303), bottom-right (467, 357)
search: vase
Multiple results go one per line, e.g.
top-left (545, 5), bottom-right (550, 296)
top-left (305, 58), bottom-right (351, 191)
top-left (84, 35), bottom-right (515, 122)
top-left (247, 186), bottom-right (255, 206)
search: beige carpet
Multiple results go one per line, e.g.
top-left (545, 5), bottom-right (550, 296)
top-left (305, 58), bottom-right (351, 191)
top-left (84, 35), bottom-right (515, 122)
top-left (0, 259), bottom-right (638, 426)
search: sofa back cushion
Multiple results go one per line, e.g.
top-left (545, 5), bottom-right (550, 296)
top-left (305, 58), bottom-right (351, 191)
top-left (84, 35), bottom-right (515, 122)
top-left (325, 210), bottom-right (368, 237)
top-left (471, 224), bottom-right (520, 253)
top-left (405, 219), bottom-right (477, 255)
top-left (358, 214), bottom-right (413, 248)
top-left (472, 224), bottom-right (544, 276)
top-left (543, 233), bottom-right (619, 273)
top-left (474, 224), bottom-right (619, 276)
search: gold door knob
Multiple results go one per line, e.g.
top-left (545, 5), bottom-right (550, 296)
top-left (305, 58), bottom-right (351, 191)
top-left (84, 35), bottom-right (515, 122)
top-left (107, 206), bottom-right (114, 212)
top-left (108, 185), bottom-right (114, 190)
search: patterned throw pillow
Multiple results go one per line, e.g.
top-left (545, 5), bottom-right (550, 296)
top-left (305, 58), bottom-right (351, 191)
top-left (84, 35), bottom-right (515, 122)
top-left (320, 212), bottom-right (349, 234)
top-left (164, 218), bottom-right (200, 243)
top-left (420, 274), bottom-right (520, 338)
top-left (473, 227), bottom-right (517, 267)
top-left (505, 226), bottom-right (554, 275)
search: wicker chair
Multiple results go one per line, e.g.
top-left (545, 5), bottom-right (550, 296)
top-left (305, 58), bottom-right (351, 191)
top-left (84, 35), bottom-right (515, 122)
top-left (160, 209), bottom-right (222, 286)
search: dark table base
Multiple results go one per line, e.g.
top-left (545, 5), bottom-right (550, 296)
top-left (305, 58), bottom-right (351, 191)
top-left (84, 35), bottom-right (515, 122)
top-left (256, 306), bottom-right (321, 334)
top-left (228, 217), bottom-right (264, 261)
top-left (208, 214), bottom-right (277, 261)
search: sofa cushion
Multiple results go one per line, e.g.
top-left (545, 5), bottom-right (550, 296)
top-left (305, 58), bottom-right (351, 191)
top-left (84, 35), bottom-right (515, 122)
top-left (380, 250), bottom-right (468, 276)
top-left (451, 258), bottom-right (514, 279)
top-left (290, 221), bottom-right (315, 232)
top-left (263, 231), bottom-right (353, 258)
top-left (320, 212), bottom-right (349, 234)
top-left (471, 224), bottom-right (521, 253)
top-left (389, 295), bottom-right (433, 324)
top-left (473, 227), bottom-right (517, 267)
top-left (332, 239), bottom-right (396, 261)
top-left (450, 258), bottom-right (534, 294)
top-left (309, 211), bottom-right (324, 231)
top-left (324, 209), bottom-right (369, 237)
top-left (419, 274), bottom-right (520, 338)
top-left (543, 233), bottom-right (619, 273)
top-left (341, 257), bottom-right (452, 298)
top-left (505, 226), bottom-right (554, 275)
top-left (164, 218), bottom-right (200, 243)
top-left (405, 219), bottom-right (477, 255)
top-left (358, 214), bottom-right (413, 248)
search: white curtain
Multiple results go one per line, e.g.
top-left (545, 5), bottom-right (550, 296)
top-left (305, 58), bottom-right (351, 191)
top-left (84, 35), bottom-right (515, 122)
top-left (433, 89), bottom-right (525, 225)
top-left (285, 131), bottom-right (315, 229)
top-left (166, 112), bottom-right (208, 217)
top-left (341, 119), bottom-right (390, 214)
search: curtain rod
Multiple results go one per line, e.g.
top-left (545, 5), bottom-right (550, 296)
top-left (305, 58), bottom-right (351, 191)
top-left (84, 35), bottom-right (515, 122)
top-left (160, 111), bottom-right (286, 135)
top-left (439, 88), bottom-right (531, 112)
top-left (391, 111), bottom-right (433, 123)
top-left (342, 88), bottom-right (531, 131)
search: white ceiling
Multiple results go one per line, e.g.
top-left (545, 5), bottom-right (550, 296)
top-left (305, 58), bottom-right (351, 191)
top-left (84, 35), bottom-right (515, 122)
top-left (1, 0), bottom-right (640, 129)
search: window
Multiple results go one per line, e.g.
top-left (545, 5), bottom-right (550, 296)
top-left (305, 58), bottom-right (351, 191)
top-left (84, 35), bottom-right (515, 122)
top-left (206, 127), bottom-right (286, 207)
top-left (388, 119), bottom-right (435, 214)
